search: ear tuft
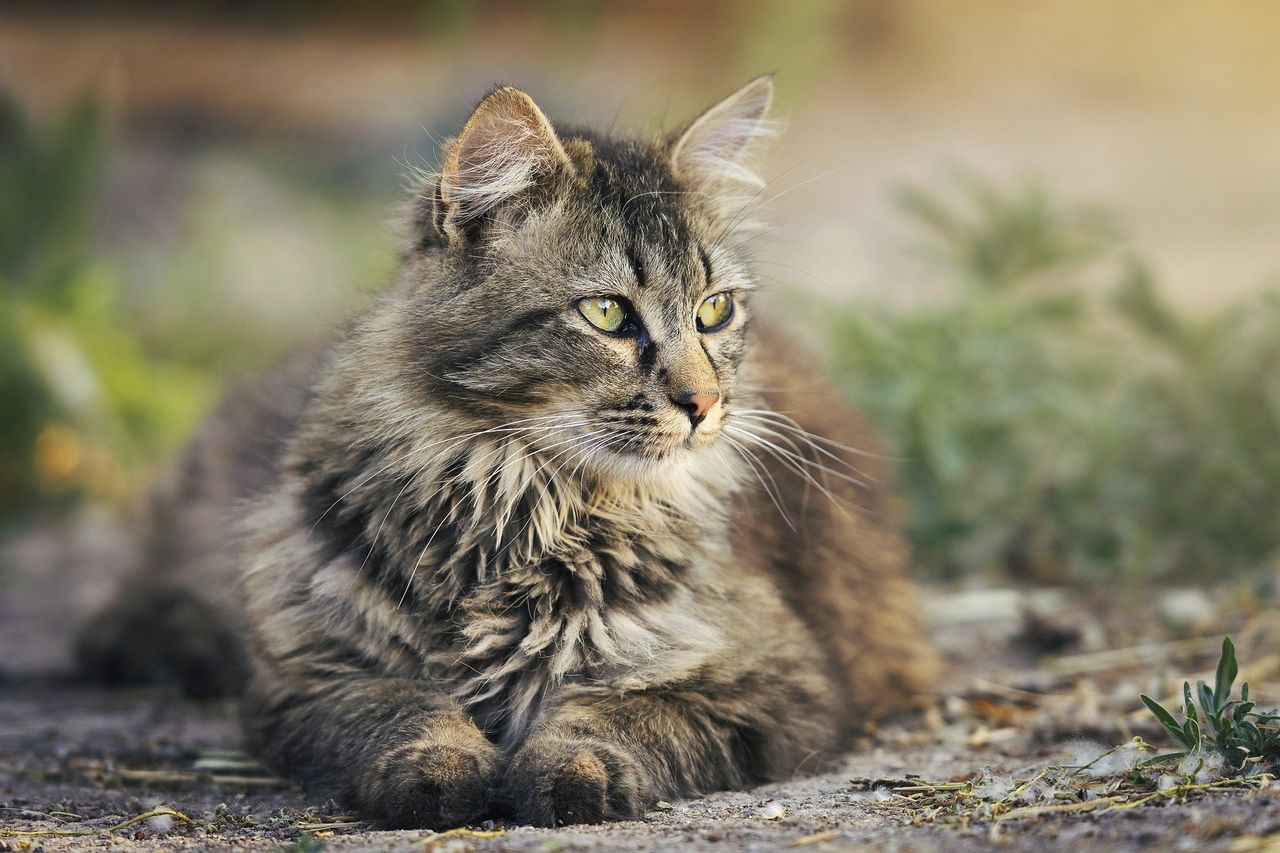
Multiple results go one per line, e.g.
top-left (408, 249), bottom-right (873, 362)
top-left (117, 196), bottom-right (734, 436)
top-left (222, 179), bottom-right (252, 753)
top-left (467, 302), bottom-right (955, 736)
top-left (436, 87), bottom-right (571, 239)
top-left (670, 75), bottom-right (777, 191)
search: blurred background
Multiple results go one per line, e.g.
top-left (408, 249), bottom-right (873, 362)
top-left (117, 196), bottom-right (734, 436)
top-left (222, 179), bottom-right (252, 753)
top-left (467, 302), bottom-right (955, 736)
top-left (3, 1), bottom-right (1280, 673)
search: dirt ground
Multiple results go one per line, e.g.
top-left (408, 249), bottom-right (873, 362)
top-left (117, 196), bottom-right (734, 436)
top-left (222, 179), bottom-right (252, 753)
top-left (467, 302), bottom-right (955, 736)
top-left (4, 683), bottom-right (1279, 853)
top-left (3, 519), bottom-right (1280, 852)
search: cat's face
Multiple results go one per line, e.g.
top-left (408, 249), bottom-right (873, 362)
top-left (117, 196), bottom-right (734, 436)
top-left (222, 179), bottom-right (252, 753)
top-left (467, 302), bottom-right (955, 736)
top-left (405, 80), bottom-right (773, 477)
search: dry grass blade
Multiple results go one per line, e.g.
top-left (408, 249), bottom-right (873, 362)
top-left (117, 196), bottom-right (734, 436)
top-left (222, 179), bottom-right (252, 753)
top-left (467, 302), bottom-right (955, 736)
top-left (418, 827), bottom-right (507, 847)
top-left (294, 817), bottom-right (364, 831)
top-left (0, 807), bottom-right (197, 838)
top-left (1109, 776), bottom-right (1272, 811)
top-left (996, 796), bottom-right (1125, 823)
top-left (106, 766), bottom-right (288, 788)
top-left (1046, 637), bottom-right (1222, 675)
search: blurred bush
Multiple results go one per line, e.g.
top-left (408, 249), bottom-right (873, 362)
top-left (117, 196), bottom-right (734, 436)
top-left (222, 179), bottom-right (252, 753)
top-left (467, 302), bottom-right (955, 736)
top-left (5, 89), bottom-right (1277, 589)
top-left (0, 92), bottom-right (214, 526)
top-left (830, 176), bottom-right (1280, 584)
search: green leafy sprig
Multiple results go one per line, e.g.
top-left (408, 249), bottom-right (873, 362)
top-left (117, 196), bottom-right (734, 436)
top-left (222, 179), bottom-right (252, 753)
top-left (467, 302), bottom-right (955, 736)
top-left (1140, 637), bottom-right (1280, 773)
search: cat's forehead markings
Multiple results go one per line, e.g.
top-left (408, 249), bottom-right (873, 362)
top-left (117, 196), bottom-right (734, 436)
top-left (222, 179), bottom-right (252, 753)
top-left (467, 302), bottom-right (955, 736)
top-left (625, 245), bottom-right (647, 289)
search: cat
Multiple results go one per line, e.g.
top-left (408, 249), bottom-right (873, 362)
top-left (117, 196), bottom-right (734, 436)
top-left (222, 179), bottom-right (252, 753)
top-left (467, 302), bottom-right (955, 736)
top-left (77, 76), bottom-right (934, 829)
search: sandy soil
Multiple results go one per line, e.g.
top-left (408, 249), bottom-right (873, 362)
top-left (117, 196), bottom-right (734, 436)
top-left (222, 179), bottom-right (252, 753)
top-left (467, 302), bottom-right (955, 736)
top-left (4, 680), bottom-right (1279, 852)
top-left (3, 520), bottom-right (1279, 852)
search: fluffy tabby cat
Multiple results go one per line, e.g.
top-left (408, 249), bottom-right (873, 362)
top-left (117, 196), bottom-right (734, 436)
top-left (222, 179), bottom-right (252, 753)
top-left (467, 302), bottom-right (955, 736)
top-left (78, 76), bottom-right (933, 828)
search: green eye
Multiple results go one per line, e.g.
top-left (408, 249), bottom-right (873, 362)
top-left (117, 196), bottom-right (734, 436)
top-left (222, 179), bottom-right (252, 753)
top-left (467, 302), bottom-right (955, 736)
top-left (578, 296), bottom-right (628, 333)
top-left (697, 292), bottom-right (734, 331)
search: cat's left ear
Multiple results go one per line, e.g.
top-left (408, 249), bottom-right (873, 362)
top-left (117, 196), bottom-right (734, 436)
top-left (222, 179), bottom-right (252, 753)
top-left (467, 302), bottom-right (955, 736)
top-left (669, 75), bottom-right (775, 194)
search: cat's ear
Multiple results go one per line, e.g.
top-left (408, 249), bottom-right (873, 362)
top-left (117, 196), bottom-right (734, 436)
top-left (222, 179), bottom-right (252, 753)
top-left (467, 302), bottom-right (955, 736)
top-left (669, 75), bottom-right (775, 195)
top-left (433, 86), bottom-right (572, 243)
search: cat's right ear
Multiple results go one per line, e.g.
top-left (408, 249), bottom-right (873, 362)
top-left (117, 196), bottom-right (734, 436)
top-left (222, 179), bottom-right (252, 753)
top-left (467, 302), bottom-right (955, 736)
top-left (427, 87), bottom-right (573, 246)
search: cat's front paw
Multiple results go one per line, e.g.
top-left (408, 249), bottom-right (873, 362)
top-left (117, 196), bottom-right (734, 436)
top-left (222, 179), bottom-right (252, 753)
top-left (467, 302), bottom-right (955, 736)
top-left (362, 731), bottom-right (502, 829)
top-left (503, 735), bottom-right (648, 826)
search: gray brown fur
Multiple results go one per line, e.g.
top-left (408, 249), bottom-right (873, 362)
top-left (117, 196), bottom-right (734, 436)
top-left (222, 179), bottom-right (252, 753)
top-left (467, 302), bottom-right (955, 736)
top-left (78, 78), bottom-right (934, 829)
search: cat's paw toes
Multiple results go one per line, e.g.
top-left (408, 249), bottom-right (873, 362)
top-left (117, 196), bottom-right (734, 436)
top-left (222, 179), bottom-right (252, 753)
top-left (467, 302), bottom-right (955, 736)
top-left (367, 734), bottom-right (502, 829)
top-left (504, 736), bottom-right (647, 826)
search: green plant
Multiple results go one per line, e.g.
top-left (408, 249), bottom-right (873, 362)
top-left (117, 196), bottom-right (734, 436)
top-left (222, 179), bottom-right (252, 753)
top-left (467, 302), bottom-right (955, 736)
top-left (1141, 638), bottom-right (1280, 773)
top-left (828, 175), bottom-right (1280, 583)
top-left (0, 90), bottom-right (214, 525)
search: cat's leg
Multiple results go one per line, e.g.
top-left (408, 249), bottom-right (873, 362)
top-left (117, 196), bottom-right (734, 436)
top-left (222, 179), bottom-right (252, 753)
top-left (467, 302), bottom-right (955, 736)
top-left (242, 672), bottom-right (502, 829)
top-left (501, 673), bottom-right (837, 826)
top-left (77, 580), bottom-right (245, 699)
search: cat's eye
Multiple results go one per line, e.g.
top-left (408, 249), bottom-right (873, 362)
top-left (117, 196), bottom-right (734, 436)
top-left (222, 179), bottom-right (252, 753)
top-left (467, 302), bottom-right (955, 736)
top-left (578, 296), bottom-right (628, 333)
top-left (696, 292), bottom-right (734, 332)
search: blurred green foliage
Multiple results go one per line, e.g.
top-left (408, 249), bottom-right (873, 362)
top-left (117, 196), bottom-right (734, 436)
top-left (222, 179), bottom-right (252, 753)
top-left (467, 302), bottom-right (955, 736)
top-left (830, 175), bottom-right (1280, 583)
top-left (0, 93), bottom-right (214, 524)
top-left (5, 87), bottom-right (1278, 588)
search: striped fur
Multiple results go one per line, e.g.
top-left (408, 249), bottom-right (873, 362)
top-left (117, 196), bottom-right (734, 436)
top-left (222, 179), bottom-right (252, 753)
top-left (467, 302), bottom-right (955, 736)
top-left (78, 77), bottom-right (934, 829)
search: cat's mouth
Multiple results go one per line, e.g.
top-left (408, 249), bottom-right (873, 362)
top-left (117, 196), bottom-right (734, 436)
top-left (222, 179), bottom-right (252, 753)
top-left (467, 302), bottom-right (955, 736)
top-left (591, 423), bottom-right (722, 465)
top-left (564, 407), bottom-right (725, 473)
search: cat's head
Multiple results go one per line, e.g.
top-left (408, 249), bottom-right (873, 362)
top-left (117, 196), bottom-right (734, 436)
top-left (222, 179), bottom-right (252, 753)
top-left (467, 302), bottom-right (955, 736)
top-left (399, 77), bottom-right (775, 479)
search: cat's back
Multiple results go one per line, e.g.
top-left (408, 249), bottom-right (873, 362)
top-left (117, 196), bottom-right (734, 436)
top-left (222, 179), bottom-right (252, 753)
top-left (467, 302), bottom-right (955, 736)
top-left (734, 324), bottom-right (934, 723)
top-left (75, 350), bottom-right (321, 695)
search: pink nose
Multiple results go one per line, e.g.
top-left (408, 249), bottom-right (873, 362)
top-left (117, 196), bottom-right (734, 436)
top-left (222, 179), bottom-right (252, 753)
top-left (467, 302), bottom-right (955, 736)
top-left (671, 390), bottom-right (719, 427)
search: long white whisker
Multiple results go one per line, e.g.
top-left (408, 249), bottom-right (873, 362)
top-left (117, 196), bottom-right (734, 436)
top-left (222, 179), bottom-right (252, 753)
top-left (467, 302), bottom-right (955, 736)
top-left (709, 158), bottom-right (809, 250)
top-left (726, 424), bottom-right (866, 491)
top-left (398, 510), bottom-right (452, 609)
top-left (721, 433), bottom-right (793, 529)
top-left (355, 426), bottom-right (563, 595)
top-left (491, 429), bottom-right (611, 563)
top-left (734, 408), bottom-right (889, 459)
top-left (731, 416), bottom-right (871, 487)
top-left (724, 425), bottom-right (855, 519)
top-left (479, 427), bottom-right (607, 537)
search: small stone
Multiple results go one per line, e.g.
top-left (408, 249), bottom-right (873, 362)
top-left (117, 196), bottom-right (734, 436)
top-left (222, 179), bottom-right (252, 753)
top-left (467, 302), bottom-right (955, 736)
top-left (757, 802), bottom-right (787, 821)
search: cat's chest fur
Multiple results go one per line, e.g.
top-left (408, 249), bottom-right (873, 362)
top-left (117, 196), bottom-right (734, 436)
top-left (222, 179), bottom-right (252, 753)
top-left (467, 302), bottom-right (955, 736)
top-left (291, 435), bottom-right (741, 748)
top-left (427, 501), bottom-right (731, 747)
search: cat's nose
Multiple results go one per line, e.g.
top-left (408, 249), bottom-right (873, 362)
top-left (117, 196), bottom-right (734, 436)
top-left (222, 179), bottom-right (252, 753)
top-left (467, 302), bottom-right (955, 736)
top-left (671, 390), bottom-right (719, 429)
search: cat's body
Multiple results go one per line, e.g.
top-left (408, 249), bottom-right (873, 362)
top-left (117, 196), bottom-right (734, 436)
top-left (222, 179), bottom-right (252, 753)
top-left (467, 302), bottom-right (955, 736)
top-left (78, 78), bottom-right (933, 828)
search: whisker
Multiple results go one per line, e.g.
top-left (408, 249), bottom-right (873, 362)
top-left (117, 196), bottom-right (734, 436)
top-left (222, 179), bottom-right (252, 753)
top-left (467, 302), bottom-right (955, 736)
top-left (490, 429), bottom-right (612, 563)
top-left (758, 163), bottom-right (852, 208)
top-left (730, 416), bottom-right (872, 486)
top-left (746, 258), bottom-right (835, 291)
top-left (398, 508), bottom-right (453, 609)
top-left (721, 433), bottom-right (794, 530)
top-left (399, 426), bottom-right (607, 607)
top-left (708, 158), bottom-right (809, 250)
top-left (485, 427), bottom-right (607, 533)
top-left (735, 409), bottom-right (892, 460)
top-left (358, 424), bottom-right (574, 594)
top-left (726, 423), bottom-right (867, 490)
top-left (724, 425), bottom-right (856, 519)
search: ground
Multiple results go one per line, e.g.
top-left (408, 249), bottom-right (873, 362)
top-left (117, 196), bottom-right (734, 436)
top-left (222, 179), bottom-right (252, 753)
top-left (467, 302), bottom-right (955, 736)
top-left (3, 520), bottom-right (1279, 852)
top-left (3, 684), bottom-right (1278, 853)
